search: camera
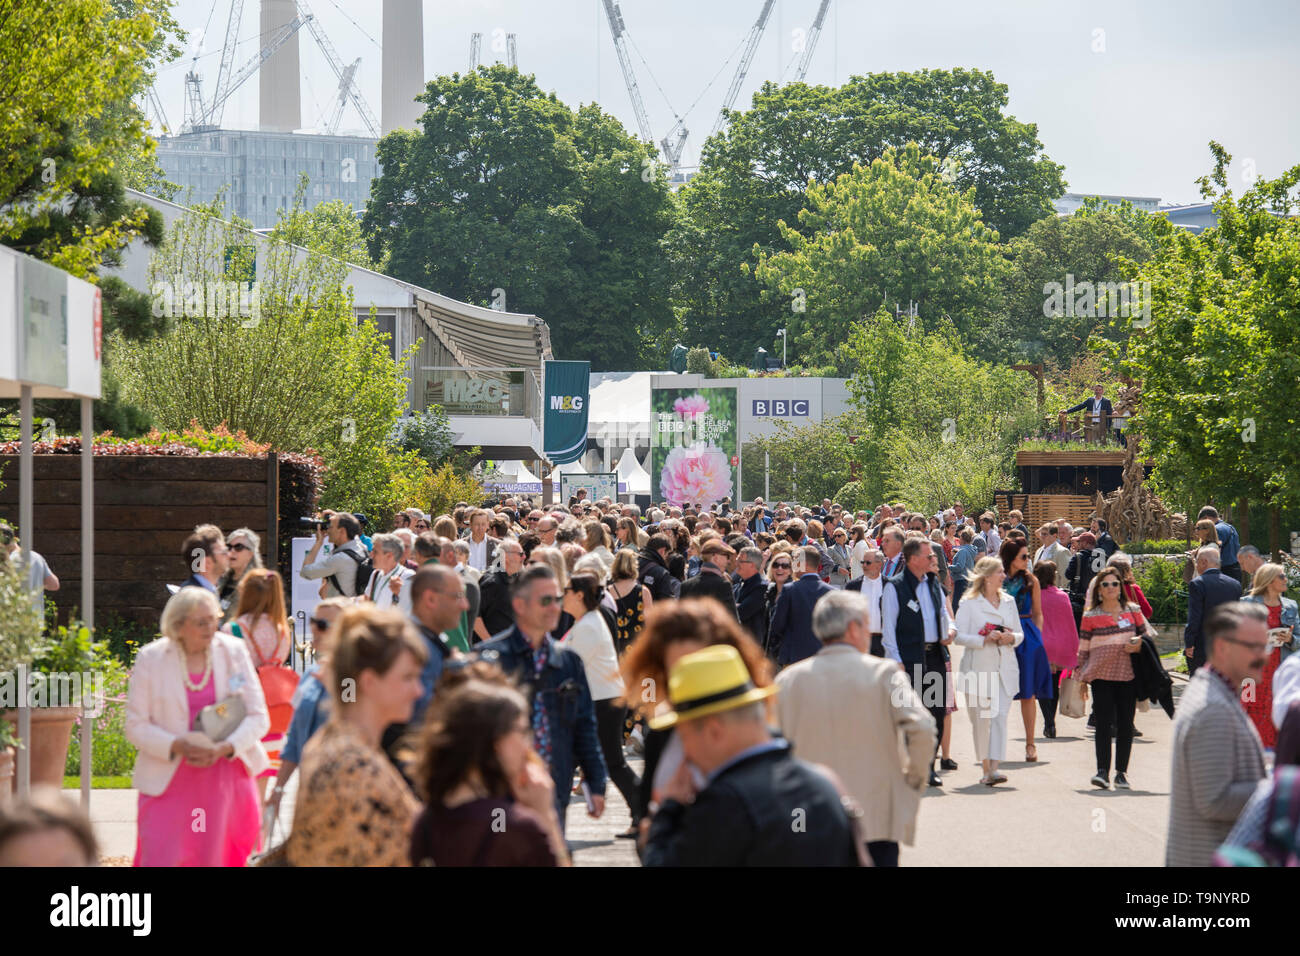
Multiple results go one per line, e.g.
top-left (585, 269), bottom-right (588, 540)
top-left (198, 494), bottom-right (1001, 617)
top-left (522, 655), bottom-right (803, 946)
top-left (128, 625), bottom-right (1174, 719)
top-left (299, 516), bottom-right (329, 531)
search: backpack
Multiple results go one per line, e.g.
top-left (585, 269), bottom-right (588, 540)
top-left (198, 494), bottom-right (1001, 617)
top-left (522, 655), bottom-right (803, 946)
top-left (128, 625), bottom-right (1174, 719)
top-left (328, 547), bottom-right (372, 597)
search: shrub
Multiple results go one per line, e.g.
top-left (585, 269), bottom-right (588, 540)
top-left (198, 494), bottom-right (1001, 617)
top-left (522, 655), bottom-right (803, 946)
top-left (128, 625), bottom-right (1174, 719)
top-left (391, 406), bottom-right (455, 468)
top-left (1135, 556), bottom-right (1185, 624)
top-left (1122, 539), bottom-right (1192, 555)
top-left (686, 347), bottom-right (715, 376)
top-left (66, 666), bottom-right (136, 777)
top-left (426, 463), bottom-right (486, 518)
top-left (833, 481), bottom-right (872, 513)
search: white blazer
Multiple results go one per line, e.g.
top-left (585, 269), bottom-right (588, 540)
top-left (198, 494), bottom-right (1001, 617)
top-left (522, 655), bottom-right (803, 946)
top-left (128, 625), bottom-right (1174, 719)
top-left (953, 592), bottom-right (1024, 703)
top-left (126, 633), bottom-right (270, 796)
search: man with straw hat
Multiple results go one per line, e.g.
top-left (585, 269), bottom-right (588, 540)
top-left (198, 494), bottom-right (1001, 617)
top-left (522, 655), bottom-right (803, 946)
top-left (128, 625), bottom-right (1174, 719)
top-left (641, 645), bottom-right (866, 866)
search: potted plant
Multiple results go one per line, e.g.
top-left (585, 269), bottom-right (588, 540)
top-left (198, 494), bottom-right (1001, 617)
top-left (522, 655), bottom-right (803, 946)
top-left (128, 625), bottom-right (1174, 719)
top-left (20, 622), bottom-right (115, 789)
top-left (0, 558), bottom-right (44, 796)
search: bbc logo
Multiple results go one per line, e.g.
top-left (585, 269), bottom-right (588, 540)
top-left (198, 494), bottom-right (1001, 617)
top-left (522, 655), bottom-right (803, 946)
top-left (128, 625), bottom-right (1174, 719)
top-left (752, 399), bottom-right (810, 417)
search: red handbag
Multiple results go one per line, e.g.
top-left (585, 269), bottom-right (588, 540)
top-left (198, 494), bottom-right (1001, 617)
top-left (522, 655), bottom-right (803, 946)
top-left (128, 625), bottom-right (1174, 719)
top-left (232, 621), bottom-right (299, 731)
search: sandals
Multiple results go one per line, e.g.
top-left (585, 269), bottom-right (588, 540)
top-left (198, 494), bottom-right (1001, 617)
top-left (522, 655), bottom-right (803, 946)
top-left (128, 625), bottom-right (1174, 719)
top-left (1025, 744), bottom-right (1038, 762)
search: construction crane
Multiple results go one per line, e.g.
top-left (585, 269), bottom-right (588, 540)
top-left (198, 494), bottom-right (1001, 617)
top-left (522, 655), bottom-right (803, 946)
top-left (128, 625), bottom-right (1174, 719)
top-left (795, 0), bottom-right (831, 81)
top-left (297, 2), bottom-right (379, 137)
top-left (324, 57), bottom-right (361, 134)
top-left (209, 0), bottom-right (245, 128)
top-left (145, 85), bottom-right (172, 135)
top-left (794, 0), bottom-right (832, 82)
top-left (600, 0), bottom-right (655, 147)
top-left (470, 32), bottom-right (482, 71)
top-left (507, 32), bottom-right (517, 69)
top-left (187, 12), bottom-right (311, 131)
top-left (708, 0), bottom-right (775, 141)
top-left (183, 66), bottom-right (206, 132)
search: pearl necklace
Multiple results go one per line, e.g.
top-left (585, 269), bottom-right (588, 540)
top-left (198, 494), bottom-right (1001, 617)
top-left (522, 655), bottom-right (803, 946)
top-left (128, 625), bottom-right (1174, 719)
top-left (177, 641), bottom-right (213, 692)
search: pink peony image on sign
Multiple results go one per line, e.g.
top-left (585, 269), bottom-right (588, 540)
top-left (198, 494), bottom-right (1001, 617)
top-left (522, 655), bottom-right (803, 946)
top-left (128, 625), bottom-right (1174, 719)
top-left (673, 394), bottom-right (709, 421)
top-left (659, 444), bottom-right (733, 507)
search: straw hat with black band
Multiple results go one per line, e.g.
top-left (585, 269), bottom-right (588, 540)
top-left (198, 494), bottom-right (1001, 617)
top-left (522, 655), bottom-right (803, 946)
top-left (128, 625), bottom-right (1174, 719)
top-left (649, 645), bottom-right (776, 730)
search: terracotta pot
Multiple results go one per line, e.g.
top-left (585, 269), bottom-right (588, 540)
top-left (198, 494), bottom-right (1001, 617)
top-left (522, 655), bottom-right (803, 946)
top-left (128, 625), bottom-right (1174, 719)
top-left (1, 706), bottom-right (79, 790)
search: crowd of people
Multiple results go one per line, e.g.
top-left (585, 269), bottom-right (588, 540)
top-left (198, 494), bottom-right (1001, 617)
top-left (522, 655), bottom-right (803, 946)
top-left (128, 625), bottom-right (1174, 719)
top-left (3, 491), bottom-right (1297, 868)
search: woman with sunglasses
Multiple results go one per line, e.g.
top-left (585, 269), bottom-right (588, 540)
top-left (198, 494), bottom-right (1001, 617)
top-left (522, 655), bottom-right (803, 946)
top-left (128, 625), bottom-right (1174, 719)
top-left (1077, 566), bottom-right (1148, 790)
top-left (217, 528), bottom-right (263, 624)
top-left (1000, 539), bottom-right (1053, 762)
top-left (262, 598), bottom-right (350, 837)
top-left (762, 543), bottom-right (795, 662)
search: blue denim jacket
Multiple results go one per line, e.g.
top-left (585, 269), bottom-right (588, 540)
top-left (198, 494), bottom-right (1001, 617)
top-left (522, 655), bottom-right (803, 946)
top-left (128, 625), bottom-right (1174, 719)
top-left (281, 665), bottom-right (330, 765)
top-left (1242, 594), bottom-right (1299, 660)
top-left (474, 626), bottom-right (608, 827)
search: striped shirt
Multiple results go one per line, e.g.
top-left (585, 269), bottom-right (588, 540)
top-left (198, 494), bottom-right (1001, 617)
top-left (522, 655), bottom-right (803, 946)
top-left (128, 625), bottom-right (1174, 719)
top-left (1077, 606), bottom-right (1146, 683)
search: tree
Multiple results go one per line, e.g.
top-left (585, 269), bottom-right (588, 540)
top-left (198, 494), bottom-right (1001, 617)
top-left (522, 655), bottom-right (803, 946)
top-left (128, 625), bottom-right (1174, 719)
top-left (744, 417), bottom-right (856, 506)
top-left (0, 0), bottom-right (180, 278)
top-left (668, 70), bottom-right (1065, 361)
top-left (113, 198), bottom-right (417, 519)
top-left (273, 181), bottom-right (373, 267)
top-left (1099, 144), bottom-right (1300, 518)
top-left (753, 145), bottom-right (1008, 370)
top-left (844, 310), bottom-right (1036, 506)
top-left (993, 200), bottom-right (1157, 366)
top-left (363, 66), bottom-right (675, 369)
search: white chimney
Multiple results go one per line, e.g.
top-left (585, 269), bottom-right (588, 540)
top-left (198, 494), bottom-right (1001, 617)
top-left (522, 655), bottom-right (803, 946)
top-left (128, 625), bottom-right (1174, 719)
top-left (382, 0), bottom-right (424, 134)
top-left (260, 0), bottom-right (301, 131)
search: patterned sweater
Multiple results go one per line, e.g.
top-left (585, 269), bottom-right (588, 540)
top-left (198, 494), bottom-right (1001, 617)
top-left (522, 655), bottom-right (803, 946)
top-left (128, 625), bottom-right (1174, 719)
top-left (1077, 605), bottom-right (1147, 683)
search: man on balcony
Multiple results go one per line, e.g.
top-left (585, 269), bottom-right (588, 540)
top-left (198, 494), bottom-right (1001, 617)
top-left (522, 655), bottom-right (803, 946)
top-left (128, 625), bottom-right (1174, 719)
top-left (1063, 384), bottom-right (1114, 444)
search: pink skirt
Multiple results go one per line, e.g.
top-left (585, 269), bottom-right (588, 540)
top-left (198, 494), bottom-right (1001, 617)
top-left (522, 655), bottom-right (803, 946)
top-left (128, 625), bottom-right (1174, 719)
top-left (134, 758), bottom-right (261, 867)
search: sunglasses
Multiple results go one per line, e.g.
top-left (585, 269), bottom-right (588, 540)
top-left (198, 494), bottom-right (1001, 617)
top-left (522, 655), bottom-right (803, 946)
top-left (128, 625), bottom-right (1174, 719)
top-left (227, 542), bottom-right (248, 552)
top-left (1098, 581), bottom-right (1122, 589)
top-left (415, 523), bottom-right (429, 530)
top-left (309, 617), bottom-right (330, 630)
top-left (536, 594), bottom-right (562, 607)
top-left (772, 562), bottom-right (791, 570)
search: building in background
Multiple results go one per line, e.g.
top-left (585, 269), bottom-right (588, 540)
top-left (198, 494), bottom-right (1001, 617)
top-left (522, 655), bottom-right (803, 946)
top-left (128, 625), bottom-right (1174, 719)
top-left (1054, 192), bottom-right (1162, 216)
top-left (154, 130), bottom-right (380, 230)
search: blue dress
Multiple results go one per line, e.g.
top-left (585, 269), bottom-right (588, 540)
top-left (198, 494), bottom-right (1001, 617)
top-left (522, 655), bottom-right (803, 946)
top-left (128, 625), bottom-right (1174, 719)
top-left (1007, 577), bottom-right (1055, 700)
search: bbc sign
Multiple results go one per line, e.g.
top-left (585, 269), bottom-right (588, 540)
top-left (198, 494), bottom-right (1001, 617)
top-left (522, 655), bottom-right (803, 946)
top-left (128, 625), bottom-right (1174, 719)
top-left (752, 399), bottom-right (810, 418)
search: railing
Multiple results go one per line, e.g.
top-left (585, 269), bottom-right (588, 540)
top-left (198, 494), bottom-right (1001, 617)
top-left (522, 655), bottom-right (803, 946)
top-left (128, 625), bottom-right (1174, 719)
top-left (418, 367), bottom-right (542, 427)
top-left (1048, 410), bottom-right (1126, 446)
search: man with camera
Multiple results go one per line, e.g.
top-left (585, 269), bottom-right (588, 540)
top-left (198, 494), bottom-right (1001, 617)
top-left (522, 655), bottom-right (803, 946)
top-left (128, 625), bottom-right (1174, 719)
top-left (300, 511), bottom-right (368, 598)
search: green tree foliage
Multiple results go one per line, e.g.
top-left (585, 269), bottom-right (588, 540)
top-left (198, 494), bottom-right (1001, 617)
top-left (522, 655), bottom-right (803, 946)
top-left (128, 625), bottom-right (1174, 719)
top-left (754, 145), bottom-right (1007, 370)
top-left (0, 0), bottom-right (180, 278)
top-left (846, 310), bottom-right (1035, 509)
top-left (685, 347), bottom-right (715, 376)
top-left (994, 200), bottom-right (1157, 366)
top-left (1098, 143), bottom-right (1300, 514)
top-left (745, 418), bottom-right (856, 506)
top-left (274, 182), bottom-right (373, 267)
top-left (391, 407), bottom-right (455, 469)
top-left (363, 66), bottom-right (675, 369)
top-left (113, 198), bottom-right (417, 519)
top-left (669, 70), bottom-right (1065, 361)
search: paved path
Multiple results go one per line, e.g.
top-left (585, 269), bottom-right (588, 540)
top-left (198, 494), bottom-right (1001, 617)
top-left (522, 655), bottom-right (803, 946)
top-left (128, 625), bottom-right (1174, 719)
top-left (906, 645), bottom-right (1184, 866)
top-left (78, 655), bottom-right (1189, 867)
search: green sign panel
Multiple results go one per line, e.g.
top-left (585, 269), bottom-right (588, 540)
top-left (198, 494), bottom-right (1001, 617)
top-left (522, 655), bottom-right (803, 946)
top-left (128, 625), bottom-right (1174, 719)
top-left (543, 360), bottom-right (590, 465)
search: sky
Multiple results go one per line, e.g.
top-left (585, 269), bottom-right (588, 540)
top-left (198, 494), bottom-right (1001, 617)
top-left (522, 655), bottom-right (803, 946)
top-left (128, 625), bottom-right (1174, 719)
top-left (152, 0), bottom-right (1300, 205)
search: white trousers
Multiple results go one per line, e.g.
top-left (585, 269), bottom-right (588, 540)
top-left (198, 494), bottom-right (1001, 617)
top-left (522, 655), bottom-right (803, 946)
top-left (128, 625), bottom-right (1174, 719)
top-left (967, 687), bottom-right (1012, 762)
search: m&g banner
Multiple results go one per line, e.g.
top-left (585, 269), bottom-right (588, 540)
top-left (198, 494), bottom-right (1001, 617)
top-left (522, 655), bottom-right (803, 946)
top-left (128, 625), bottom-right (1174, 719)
top-left (543, 360), bottom-right (591, 465)
top-left (650, 386), bottom-right (738, 508)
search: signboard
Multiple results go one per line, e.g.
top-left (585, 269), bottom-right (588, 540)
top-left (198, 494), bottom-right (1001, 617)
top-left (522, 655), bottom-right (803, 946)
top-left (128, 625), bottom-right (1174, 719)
top-left (484, 481), bottom-right (542, 494)
top-left (290, 537), bottom-right (323, 635)
top-left (20, 254), bottom-right (69, 388)
top-left (560, 472), bottom-right (619, 504)
top-left (650, 386), bottom-right (738, 507)
top-left (543, 360), bottom-right (590, 465)
top-left (752, 398), bottom-right (810, 417)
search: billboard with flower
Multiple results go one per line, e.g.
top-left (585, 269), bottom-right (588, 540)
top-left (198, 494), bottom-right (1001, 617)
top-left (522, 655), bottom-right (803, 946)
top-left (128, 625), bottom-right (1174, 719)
top-left (650, 386), bottom-right (738, 507)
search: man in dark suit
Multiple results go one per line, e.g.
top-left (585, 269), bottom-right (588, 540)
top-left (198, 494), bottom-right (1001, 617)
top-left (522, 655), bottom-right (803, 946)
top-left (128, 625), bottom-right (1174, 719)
top-left (1064, 384), bottom-right (1114, 443)
top-left (1090, 517), bottom-right (1118, 558)
top-left (733, 546), bottom-right (769, 648)
top-left (642, 645), bottom-right (863, 867)
top-left (768, 545), bottom-right (835, 667)
top-left (881, 536), bottom-right (952, 787)
top-left (680, 540), bottom-right (739, 619)
top-left (1184, 546), bottom-right (1243, 677)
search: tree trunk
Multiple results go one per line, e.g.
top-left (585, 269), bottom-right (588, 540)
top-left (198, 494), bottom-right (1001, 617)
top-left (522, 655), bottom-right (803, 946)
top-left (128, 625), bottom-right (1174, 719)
top-left (1237, 497), bottom-right (1250, 547)
top-left (1270, 507), bottom-right (1281, 562)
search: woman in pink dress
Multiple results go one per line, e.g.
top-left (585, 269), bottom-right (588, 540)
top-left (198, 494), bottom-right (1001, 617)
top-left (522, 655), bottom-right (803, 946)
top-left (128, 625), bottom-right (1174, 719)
top-left (1033, 560), bottom-right (1079, 739)
top-left (126, 587), bottom-right (268, 866)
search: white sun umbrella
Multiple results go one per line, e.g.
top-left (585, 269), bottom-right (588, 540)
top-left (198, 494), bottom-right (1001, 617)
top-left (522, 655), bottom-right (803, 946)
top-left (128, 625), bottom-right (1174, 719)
top-left (616, 448), bottom-right (652, 496)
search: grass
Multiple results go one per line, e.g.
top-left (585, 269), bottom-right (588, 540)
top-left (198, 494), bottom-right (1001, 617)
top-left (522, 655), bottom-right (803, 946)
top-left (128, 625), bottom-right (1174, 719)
top-left (62, 775), bottom-right (132, 789)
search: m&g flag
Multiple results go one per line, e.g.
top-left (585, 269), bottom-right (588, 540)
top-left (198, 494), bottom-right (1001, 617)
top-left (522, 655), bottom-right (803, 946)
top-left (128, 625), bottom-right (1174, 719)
top-left (543, 360), bottom-right (591, 465)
